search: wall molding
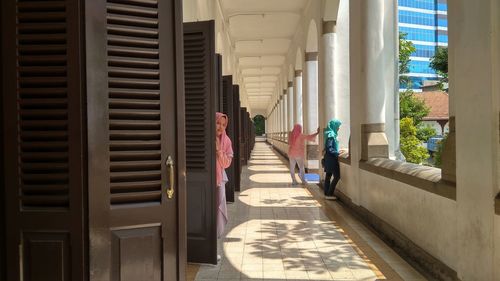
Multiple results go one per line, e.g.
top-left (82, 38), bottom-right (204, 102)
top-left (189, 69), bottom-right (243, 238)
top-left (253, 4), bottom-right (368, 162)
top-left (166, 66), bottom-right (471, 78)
top-left (335, 190), bottom-right (459, 281)
top-left (359, 159), bottom-right (456, 200)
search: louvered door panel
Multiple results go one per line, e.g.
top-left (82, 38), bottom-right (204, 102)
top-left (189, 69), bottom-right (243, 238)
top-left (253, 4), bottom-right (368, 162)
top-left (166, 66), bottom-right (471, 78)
top-left (3, 0), bottom-right (85, 280)
top-left (1, 4), bottom-right (5, 278)
top-left (184, 20), bottom-right (217, 265)
top-left (222, 75), bottom-right (234, 202)
top-left (87, 0), bottom-right (184, 279)
top-left (184, 32), bottom-right (208, 170)
top-left (240, 107), bottom-right (248, 166)
top-left (107, 0), bottom-right (162, 206)
top-left (18, 0), bottom-right (70, 210)
top-left (215, 54), bottom-right (223, 112)
top-left (232, 86), bottom-right (241, 191)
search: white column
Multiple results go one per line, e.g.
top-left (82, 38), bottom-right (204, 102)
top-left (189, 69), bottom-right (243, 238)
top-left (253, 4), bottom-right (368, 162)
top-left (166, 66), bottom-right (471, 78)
top-left (274, 108), bottom-right (277, 133)
top-left (276, 100), bottom-right (280, 133)
top-left (271, 106), bottom-right (276, 133)
top-left (451, 0), bottom-right (499, 280)
top-left (269, 108), bottom-right (274, 133)
top-left (355, 0), bottom-right (395, 160)
top-left (279, 97), bottom-right (284, 133)
top-left (265, 116), bottom-right (268, 135)
top-left (294, 70), bottom-right (303, 126)
top-left (322, 20), bottom-right (350, 150)
top-left (322, 21), bottom-right (336, 126)
top-left (305, 52), bottom-right (319, 135)
top-left (305, 52), bottom-right (319, 170)
top-left (288, 81), bottom-right (294, 129)
top-left (283, 91), bottom-right (288, 132)
top-left (278, 92), bottom-right (282, 132)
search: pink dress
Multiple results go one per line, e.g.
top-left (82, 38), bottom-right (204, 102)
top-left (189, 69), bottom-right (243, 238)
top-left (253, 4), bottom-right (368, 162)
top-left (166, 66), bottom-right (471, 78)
top-left (215, 112), bottom-right (233, 238)
top-left (288, 134), bottom-right (317, 158)
top-left (217, 170), bottom-right (229, 238)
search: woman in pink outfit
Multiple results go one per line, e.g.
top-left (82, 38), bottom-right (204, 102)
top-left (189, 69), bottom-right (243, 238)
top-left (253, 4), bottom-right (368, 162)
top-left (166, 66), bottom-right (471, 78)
top-left (215, 112), bottom-right (233, 242)
top-left (288, 124), bottom-right (319, 184)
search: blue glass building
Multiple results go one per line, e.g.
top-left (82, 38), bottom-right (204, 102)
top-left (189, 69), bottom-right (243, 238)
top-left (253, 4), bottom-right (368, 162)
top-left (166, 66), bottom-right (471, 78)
top-left (398, 0), bottom-right (448, 90)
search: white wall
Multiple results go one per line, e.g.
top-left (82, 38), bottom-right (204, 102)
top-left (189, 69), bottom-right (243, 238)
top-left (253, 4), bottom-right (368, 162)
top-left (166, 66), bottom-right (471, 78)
top-left (421, 121), bottom-right (449, 136)
top-left (337, 165), bottom-right (458, 270)
top-left (496, 215), bottom-right (500, 281)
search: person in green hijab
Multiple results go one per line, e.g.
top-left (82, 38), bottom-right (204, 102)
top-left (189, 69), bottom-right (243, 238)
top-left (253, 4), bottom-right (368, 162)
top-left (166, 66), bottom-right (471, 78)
top-left (323, 118), bottom-right (342, 200)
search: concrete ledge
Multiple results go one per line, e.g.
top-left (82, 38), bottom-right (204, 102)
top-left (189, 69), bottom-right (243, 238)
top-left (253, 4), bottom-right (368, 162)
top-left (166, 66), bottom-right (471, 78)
top-left (359, 158), bottom-right (456, 200)
top-left (496, 193), bottom-right (500, 215)
top-left (336, 190), bottom-right (459, 281)
top-left (338, 153), bottom-right (351, 165)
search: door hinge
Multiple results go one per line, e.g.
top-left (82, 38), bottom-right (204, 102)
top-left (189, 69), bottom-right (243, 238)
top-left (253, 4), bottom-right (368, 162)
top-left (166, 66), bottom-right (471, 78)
top-left (19, 243), bottom-right (24, 281)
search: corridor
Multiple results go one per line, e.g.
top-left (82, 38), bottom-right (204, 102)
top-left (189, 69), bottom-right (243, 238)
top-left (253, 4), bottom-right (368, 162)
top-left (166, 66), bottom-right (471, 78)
top-left (188, 141), bottom-right (426, 281)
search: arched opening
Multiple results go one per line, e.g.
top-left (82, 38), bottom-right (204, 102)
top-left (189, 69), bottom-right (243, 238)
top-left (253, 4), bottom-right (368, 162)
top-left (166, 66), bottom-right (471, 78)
top-left (252, 114), bottom-right (266, 136)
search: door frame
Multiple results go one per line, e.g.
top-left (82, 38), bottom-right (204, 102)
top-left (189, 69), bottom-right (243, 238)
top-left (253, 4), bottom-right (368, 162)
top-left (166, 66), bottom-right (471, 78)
top-left (173, 0), bottom-right (187, 278)
top-left (0, 2), bottom-right (5, 276)
top-left (184, 20), bottom-right (217, 265)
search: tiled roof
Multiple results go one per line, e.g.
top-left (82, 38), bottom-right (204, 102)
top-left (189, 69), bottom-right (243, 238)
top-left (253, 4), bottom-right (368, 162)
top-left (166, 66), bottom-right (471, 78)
top-left (414, 91), bottom-right (449, 121)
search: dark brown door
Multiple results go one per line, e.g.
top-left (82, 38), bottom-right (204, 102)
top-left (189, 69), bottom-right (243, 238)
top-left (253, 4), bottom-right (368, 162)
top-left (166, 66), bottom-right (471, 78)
top-left (232, 86), bottom-right (241, 191)
top-left (85, 0), bottom-right (185, 280)
top-left (0, 5), bottom-right (5, 278)
top-left (215, 54), bottom-right (223, 112)
top-left (184, 20), bottom-right (217, 264)
top-left (222, 76), bottom-right (235, 202)
top-left (240, 108), bottom-right (248, 166)
top-left (247, 112), bottom-right (254, 156)
top-left (2, 0), bottom-right (86, 280)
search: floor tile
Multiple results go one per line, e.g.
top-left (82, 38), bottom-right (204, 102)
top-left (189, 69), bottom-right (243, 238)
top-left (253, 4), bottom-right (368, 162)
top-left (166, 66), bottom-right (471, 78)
top-left (190, 142), bottom-right (425, 281)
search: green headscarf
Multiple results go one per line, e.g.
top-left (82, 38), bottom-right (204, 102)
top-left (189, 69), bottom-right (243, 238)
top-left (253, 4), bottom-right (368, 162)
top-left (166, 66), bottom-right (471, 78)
top-left (324, 118), bottom-right (342, 146)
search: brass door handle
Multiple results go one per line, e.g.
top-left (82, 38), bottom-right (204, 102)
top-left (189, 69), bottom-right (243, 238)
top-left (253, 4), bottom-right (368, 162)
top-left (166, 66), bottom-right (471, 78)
top-left (166, 156), bottom-right (175, 199)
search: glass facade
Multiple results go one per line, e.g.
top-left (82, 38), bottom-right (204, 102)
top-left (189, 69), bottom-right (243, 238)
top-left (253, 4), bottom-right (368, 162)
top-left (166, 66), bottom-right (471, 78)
top-left (398, 0), bottom-right (448, 90)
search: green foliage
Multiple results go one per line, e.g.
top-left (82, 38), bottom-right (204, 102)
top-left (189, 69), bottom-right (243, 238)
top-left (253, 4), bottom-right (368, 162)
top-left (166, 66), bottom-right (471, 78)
top-left (400, 118), bottom-right (430, 164)
top-left (430, 46), bottom-right (448, 74)
top-left (253, 115), bottom-right (265, 136)
top-left (430, 46), bottom-right (448, 88)
top-left (399, 32), bottom-right (416, 87)
top-left (433, 133), bottom-right (448, 168)
top-left (416, 125), bottom-right (437, 143)
top-left (399, 90), bottom-right (430, 127)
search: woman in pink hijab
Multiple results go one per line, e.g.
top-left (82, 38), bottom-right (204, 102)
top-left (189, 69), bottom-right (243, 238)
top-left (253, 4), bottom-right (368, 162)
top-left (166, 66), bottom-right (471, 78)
top-left (288, 124), bottom-right (319, 185)
top-left (215, 112), bottom-right (233, 248)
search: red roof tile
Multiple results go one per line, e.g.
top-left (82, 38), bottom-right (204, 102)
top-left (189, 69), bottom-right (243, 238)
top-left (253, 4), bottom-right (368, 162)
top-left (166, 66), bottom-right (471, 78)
top-left (414, 91), bottom-right (449, 121)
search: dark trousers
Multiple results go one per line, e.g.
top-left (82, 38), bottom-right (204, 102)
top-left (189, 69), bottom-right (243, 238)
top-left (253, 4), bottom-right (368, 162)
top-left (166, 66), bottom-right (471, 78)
top-left (324, 157), bottom-right (340, 196)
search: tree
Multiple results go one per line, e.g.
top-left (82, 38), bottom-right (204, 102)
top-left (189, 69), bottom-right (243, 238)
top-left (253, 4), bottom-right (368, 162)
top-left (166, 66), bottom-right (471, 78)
top-left (399, 32), bottom-right (416, 87)
top-left (433, 133), bottom-right (447, 168)
top-left (430, 46), bottom-right (448, 88)
top-left (400, 117), bottom-right (430, 164)
top-left (399, 90), bottom-right (430, 127)
top-left (416, 125), bottom-right (437, 143)
top-left (253, 115), bottom-right (265, 136)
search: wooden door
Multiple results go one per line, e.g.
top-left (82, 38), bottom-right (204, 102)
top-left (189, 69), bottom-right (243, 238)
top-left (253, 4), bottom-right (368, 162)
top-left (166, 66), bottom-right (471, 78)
top-left (184, 20), bottom-right (217, 265)
top-left (240, 108), bottom-right (248, 166)
top-left (85, 0), bottom-right (185, 280)
top-left (232, 86), bottom-right (241, 191)
top-left (2, 0), bottom-right (87, 280)
top-left (0, 5), bottom-right (5, 278)
top-left (215, 54), bottom-right (223, 112)
top-left (222, 76), bottom-right (234, 202)
top-left (247, 112), bottom-right (253, 156)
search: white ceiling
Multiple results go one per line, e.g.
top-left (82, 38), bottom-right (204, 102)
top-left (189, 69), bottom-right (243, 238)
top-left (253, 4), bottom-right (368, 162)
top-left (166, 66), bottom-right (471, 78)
top-left (220, 0), bottom-right (309, 110)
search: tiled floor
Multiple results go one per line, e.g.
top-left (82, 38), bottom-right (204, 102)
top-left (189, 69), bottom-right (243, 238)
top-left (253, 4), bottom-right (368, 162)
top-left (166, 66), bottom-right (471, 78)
top-left (187, 141), bottom-right (426, 281)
